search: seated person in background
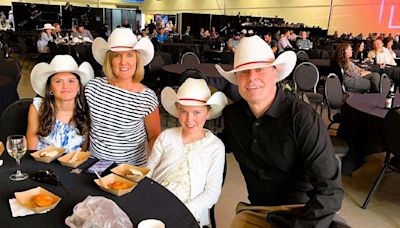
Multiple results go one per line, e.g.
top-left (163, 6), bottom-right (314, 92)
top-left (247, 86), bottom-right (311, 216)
top-left (121, 18), bottom-right (131, 29)
top-left (52, 23), bottom-right (62, 39)
top-left (367, 38), bottom-right (397, 66)
top-left (263, 32), bottom-right (278, 54)
top-left (184, 25), bottom-right (191, 36)
top-left (334, 43), bottom-right (380, 92)
top-left (27, 55), bottom-right (94, 152)
top-left (71, 25), bottom-right (79, 37)
top-left (146, 78), bottom-right (227, 227)
top-left (156, 28), bottom-right (169, 43)
top-left (296, 31), bottom-right (312, 50)
top-left (166, 20), bottom-right (175, 32)
top-left (37, 23), bottom-right (54, 53)
top-left (384, 37), bottom-right (396, 59)
top-left (215, 35), bottom-right (344, 227)
top-left (227, 32), bottom-right (241, 52)
top-left (78, 23), bottom-right (94, 41)
top-left (278, 29), bottom-right (293, 53)
top-left (199, 27), bottom-right (208, 38)
top-left (210, 26), bottom-right (219, 39)
top-left (353, 41), bottom-right (367, 61)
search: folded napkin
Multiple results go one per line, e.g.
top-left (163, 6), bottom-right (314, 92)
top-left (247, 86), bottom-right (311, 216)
top-left (9, 198), bottom-right (49, 217)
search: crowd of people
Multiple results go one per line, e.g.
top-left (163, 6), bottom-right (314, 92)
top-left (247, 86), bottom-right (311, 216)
top-left (21, 25), bottom-right (350, 227)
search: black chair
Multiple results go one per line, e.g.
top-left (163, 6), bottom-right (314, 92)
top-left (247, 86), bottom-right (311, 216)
top-left (324, 73), bottom-right (346, 130)
top-left (296, 50), bottom-right (309, 63)
top-left (0, 58), bottom-right (22, 115)
top-left (293, 62), bottom-right (324, 113)
top-left (0, 98), bottom-right (32, 144)
top-left (379, 73), bottom-right (391, 94)
top-left (17, 36), bottom-right (39, 69)
top-left (362, 109), bottom-right (400, 209)
top-left (145, 53), bottom-right (165, 91)
top-left (180, 52), bottom-right (200, 64)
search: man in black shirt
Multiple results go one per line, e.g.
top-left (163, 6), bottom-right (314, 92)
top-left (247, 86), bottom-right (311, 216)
top-left (215, 36), bottom-right (343, 227)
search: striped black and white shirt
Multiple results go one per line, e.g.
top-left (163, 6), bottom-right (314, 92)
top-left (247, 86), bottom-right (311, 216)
top-left (85, 77), bottom-right (158, 165)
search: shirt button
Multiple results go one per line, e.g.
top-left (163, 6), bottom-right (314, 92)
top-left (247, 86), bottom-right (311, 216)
top-left (253, 139), bottom-right (258, 143)
top-left (255, 122), bottom-right (260, 127)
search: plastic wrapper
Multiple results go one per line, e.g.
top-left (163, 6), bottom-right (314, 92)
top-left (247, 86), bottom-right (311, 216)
top-left (65, 196), bottom-right (133, 228)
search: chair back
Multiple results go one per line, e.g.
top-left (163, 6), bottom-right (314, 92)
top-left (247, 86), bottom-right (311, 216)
top-left (380, 73), bottom-right (391, 94)
top-left (180, 52), bottom-right (200, 64)
top-left (325, 73), bottom-right (344, 110)
top-left (384, 109), bottom-right (400, 158)
top-left (180, 68), bottom-right (208, 85)
top-left (293, 62), bottom-right (319, 92)
top-left (296, 50), bottom-right (309, 62)
top-left (393, 49), bottom-right (400, 57)
top-left (321, 51), bottom-right (330, 59)
top-left (0, 98), bottom-right (32, 144)
top-left (0, 58), bottom-right (22, 86)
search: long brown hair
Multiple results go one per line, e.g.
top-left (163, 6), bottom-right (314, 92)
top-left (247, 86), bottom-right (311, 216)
top-left (37, 74), bottom-right (90, 137)
top-left (332, 43), bottom-right (350, 71)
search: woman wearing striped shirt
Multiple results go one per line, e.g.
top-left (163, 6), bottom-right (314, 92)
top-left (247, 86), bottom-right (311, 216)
top-left (86, 28), bottom-right (161, 165)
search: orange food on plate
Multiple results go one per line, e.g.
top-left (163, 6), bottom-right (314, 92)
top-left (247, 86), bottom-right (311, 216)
top-left (109, 181), bottom-right (129, 190)
top-left (33, 193), bottom-right (55, 207)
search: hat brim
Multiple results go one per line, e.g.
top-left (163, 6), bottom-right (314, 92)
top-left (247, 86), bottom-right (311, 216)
top-left (215, 51), bottom-right (297, 85)
top-left (30, 61), bottom-right (94, 97)
top-left (92, 37), bottom-right (154, 66)
top-left (161, 87), bottom-right (227, 120)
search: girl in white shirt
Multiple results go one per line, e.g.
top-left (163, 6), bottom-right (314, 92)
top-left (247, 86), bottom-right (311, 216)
top-left (146, 78), bottom-right (228, 226)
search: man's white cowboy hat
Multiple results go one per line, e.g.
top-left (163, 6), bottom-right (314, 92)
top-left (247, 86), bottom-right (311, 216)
top-left (215, 35), bottom-right (296, 85)
top-left (92, 27), bottom-right (154, 66)
top-left (30, 55), bottom-right (94, 97)
top-left (161, 78), bottom-right (228, 120)
top-left (41, 23), bottom-right (55, 30)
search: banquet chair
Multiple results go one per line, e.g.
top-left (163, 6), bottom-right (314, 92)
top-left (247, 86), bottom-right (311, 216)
top-left (379, 73), bottom-right (391, 94)
top-left (0, 58), bottom-right (22, 115)
top-left (180, 52), bottom-right (200, 64)
top-left (362, 109), bottom-right (400, 209)
top-left (0, 98), bottom-right (32, 144)
top-left (293, 62), bottom-right (324, 113)
top-left (145, 53), bottom-right (165, 91)
top-left (296, 50), bottom-right (309, 63)
top-left (324, 73), bottom-right (347, 130)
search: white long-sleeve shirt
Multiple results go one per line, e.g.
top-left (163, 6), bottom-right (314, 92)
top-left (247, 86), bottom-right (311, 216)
top-left (146, 127), bottom-right (225, 226)
top-left (367, 47), bottom-right (397, 66)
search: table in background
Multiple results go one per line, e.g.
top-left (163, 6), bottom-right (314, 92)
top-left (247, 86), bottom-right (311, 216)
top-left (159, 43), bottom-right (202, 63)
top-left (162, 63), bottom-right (241, 101)
top-left (308, 58), bottom-right (332, 76)
top-left (0, 152), bottom-right (198, 228)
top-left (337, 93), bottom-right (400, 175)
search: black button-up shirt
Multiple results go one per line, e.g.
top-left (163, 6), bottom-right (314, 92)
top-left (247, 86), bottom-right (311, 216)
top-left (223, 87), bottom-right (343, 227)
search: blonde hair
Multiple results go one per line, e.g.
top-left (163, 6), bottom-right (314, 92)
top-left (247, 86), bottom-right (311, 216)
top-left (102, 51), bottom-right (144, 82)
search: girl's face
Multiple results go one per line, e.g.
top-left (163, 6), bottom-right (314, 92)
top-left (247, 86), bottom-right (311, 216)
top-left (345, 45), bottom-right (353, 58)
top-left (50, 72), bottom-right (80, 101)
top-left (111, 50), bottom-right (137, 80)
top-left (177, 104), bottom-right (210, 139)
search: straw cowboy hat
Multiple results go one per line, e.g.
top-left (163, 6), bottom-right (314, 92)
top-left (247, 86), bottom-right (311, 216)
top-left (30, 55), bottom-right (94, 97)
top-left (92, 27), bottom-right (154, 66)
top-left (215, 35), bottom-right (296, 85)
top-left (161, 78), bottom-right (228, 120)
top-left (40, 23), bottom-right (55, 30)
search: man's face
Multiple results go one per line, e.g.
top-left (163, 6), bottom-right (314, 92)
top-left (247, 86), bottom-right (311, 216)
top-left (374, 40), bottom-right (383, 50)
top-left (236, 67), bottom-right (277, 106)
top-left (301, 31), bottom-right (307, 39)
top-left (264, 35), bottom-right (271, 42)
top-left (78, 26), bottom-right (84, 33)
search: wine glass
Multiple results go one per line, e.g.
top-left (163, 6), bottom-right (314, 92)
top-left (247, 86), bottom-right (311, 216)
top-left (6, 135), bottom-right (29, 181)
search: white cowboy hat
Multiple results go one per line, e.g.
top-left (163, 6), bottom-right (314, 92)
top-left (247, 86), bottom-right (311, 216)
top-left (161, 78), bottom-right (228, 120)
top-left (30, 55), bottom-right (94, 97)
top-left (92, 27), bottom-right (154, 66)
top-left (41, 23), bottom-right (55, 30)
top-left (215, 35), bottom-right (296, 85)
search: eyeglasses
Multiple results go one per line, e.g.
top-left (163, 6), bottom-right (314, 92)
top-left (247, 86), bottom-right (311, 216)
top-left (31, 169), bottom-right (61, 186)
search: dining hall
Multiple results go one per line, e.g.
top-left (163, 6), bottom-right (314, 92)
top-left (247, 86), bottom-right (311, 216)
top-left (0, 1), bottom-right (400, 227)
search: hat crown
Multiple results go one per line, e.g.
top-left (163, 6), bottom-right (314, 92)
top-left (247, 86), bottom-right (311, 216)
top-left (177, 78), bottom-right (211, 104)
top-left (108, 28), bottom-right (138, 49)
top-left (233, 36), bottom-right (275, 69)
top-left (49, 55), bottom-right (79, 72)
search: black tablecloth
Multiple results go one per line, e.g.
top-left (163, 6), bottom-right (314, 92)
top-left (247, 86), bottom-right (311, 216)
top-left (308, 58), bottom-right (332, 76)
top-left (0, 152), bottom-right (198, 228)
top-left (337, 93), bottom-right (400, 175)
top-left (162, 63), bottom-right (241, 101)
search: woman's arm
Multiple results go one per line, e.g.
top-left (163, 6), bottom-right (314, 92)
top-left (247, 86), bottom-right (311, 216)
top-left (26, 104), bottom-right (40, 150)
top-left (144, 107), bottom-right (161, 156)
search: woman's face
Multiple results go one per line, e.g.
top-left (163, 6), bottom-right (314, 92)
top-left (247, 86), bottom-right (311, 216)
top-left (387, 40), bottom-right (393, 48)
top-left (50, 72), bottom-right (80, 101)
top-left (111, 50), bottom-right (137, 80)
top-left (177, 104), bottom-right (210, 138)
top-left (345, 45), bottom-right (353, 58)
top-left (359, 42), bottom-right (365, 51)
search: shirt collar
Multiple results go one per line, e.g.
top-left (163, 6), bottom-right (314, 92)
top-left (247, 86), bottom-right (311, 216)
top-left (242, 86), bottom-right (284, 119)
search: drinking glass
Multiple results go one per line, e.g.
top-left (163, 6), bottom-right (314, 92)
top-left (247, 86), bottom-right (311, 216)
top-left (6, 135), bottom-right (29, 181)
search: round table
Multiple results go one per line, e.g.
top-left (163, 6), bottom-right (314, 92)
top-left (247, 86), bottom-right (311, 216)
top-left (337, 93), bottom-right (400, 175)
top-left (162, 63), bottom-right (241, 101)
top-left (0, 152), bottom-right (198, 228)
